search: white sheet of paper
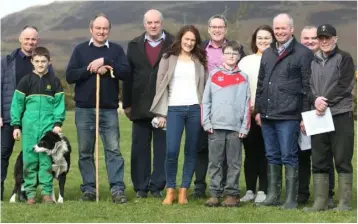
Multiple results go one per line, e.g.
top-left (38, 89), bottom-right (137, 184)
top-left (301, 107), bottom-right (335, 136)
top-left (298, 132), bottom-right (311, 150)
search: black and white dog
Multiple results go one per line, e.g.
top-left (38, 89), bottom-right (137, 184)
top-left (9, 131), bottom-right (71, 203)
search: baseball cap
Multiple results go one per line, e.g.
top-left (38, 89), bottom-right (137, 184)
top-left (317, 24), bottom-right (337, 37)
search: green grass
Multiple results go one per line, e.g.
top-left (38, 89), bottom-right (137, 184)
top-left (1, 111), bottom-right (357, 223)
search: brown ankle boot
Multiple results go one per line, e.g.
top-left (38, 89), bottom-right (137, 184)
top-left (178, 188), bottom-right (188, 205)
top-left (27, 198), bottom-right (36, 205)
top-left (221, 196), bottom-right (240, 207)
top-left (42, 195), bottom-right (54, 204)
top-left (205, 197), bottom-right (220, 207)
top-left (162, 188), bottom-right (176, 205)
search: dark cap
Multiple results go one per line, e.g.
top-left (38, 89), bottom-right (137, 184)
top-left (317, 24), bottom-right (337, 37)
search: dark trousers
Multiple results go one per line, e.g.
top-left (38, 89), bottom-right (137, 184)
top-left (193, 129), bottom-right (209, 193)
top-left (131, 119), bottom-right (166, 193)
top-left (311, 112), bottom-right (354, 174)
top-left (243, 118), bottom-right (268, 193)
top-left (298, 149), bottom-right (335, 198)
top-left (1, 123), bottom-right (16, 200)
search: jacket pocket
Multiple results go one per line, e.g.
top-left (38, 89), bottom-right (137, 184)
top-left (277, 80), bottom-right (302, 114)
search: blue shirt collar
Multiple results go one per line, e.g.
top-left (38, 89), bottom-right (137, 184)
top-left (144, 31), bottom-right (166, 42)
top-left (89, 38), bottom-right (109, 48)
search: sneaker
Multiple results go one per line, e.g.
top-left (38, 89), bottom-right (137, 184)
top-left (240, 190), bottom-right (255, 202)
top-left (136, 191), bottom-right (148, 198)
top-left (254, 191), bottom-right (266, 203)
top-left (112, 191), bottom-right (127, 204)
top-left (151, 191), bottom-right (163, 198)
top-left (80, 191), bottom-right (96, 202)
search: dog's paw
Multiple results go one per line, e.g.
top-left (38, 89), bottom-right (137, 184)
top-left (57, 196), bottom-right (64, 203)
top-left (9, 194), bottom-right (16, 203)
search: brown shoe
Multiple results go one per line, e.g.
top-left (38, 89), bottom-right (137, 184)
top-left (42, 195), bottom-right (54, 204)
top-left (27, 198), bottom-right (36, 205)
top-left (221, 196), bottom-right (240, 207)
top-left (162, 188), bottom-right (176, 205)
top-left (205, 197), bottom-right (220, 207)
top-left (178, 188), bottom-right (188, 205)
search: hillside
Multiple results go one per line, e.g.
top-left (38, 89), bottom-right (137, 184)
top-left (1, 1), bottom-right (357, 70)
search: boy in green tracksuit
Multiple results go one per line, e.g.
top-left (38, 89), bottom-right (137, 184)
top-left (10, 46), bottom-right (66, 204)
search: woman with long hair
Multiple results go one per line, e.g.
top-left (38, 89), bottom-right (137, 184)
top-left (238, 25), bottom-right (276, 203)
top-left (150, 25), bottom-right (208, 205)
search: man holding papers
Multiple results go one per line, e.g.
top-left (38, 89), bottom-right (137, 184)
top-left (303, 24), bottom-right (355, 212)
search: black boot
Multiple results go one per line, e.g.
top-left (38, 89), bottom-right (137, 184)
top-left (333, 173), bottom-right (352, 211)
top-left (255, 164), bottom-right (282, 207)
top-left (280, 166), bottom-right (298, 209)
top-left (303, 173), bottom-right (329, 212)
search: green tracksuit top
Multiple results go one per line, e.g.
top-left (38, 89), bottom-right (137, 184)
top-left (10, 71), bottom-right (66, 197)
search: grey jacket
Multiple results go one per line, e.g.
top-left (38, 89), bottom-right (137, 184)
top-left (150, 55), bottom-right (208, 117)
top-left (310, 47), bottom-right (355, 115)
top-left (202, 65), bottom-right (251, 134)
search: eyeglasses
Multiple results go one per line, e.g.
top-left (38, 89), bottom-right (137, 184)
top-left (223, 52), bottom-right (239, 56)
top-left (209, 26), bottom-right (226, 30)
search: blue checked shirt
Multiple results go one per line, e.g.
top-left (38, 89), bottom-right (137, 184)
top-left (276, 37), bottom-right (293, 55)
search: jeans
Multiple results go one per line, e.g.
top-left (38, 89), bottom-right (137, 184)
top-left (75, 107), bottom-right (125, 194)
top-left (261, 119), bottom-right (300, 168)
top-left (165, 105), bottom-right (201, 188)
top-left (1, 123), bottom-right (15, 200)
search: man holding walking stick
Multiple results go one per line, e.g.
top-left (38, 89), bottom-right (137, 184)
top-left (66, 13), bottom-right (131, 203)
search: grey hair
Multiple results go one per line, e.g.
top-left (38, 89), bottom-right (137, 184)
top-left (89, 13), bottom-right (112, 30)
top-left (273, 13), bottom-right (294, 27)
top-left (143, 9), bottom-right (164, 24)
top-left (302, 25), bottom-right (317, 30)
top-left (208, 14), bottom-right (228, 27)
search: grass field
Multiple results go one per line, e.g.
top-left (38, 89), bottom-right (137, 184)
top-left (1, 111), bottom-right (357, 223)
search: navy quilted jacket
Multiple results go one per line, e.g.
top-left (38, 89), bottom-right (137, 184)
top-left (1, 48), bottom-right (54, 123)
top-left (254, 38), bottom-right (313, 120)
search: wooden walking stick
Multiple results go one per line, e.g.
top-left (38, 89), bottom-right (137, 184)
top-left (95, 66), bottom-right (114, 203)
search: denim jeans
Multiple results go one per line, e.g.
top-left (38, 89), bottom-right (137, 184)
top-left (261, 119), bottom-right (300, 168)
top-left (166, 105), bottom-right (201, 188)
top-left (75, 107), bottom-right (125, 194)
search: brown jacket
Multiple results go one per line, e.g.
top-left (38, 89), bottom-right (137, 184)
top-left (150, 55), bottom-right (208, 117)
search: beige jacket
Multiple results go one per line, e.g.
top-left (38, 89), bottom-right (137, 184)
top-left (150, 55), bottom-right (208, 117)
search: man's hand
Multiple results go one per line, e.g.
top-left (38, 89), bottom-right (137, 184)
top-left (314, 96), bottom-right (328, 112)
top-left (13, 129), bottom-right (21, 141)
top-left (0, 117), bottom-right (3, 128)
top-left (97, 66), bottom-right (108, 75)
top-left (87, 58), bottom-right (104, 73)
top-left (316, 110), bottom-right (325, 116)
top-left (300, 120), bottom-right (306, 134)
top-left (124, 107), bottom-right (131, 119)
top-left (157, 117), bottom-right (167, 128)
top-left (207, 128), bottom-right (214, 134)
top-left (53, 126), bottom-right (62, 134)
top-left (255, 113), bottom-right (262, 126)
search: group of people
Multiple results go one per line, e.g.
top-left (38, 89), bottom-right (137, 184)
top-left (0, 8), bottom-right (354, 212)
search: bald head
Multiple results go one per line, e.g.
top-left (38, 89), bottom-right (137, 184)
top-left (19, 27), bottom-right (39, 56)
top-left (143, 9), bottom-right (164, 40)
top-left (273, 13), bottom-right (294, 45)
